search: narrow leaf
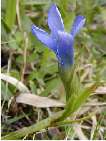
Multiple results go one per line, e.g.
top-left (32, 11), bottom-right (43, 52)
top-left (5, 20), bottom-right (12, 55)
top-left (5, 0), bottom-right (16, 30)
top-left (1, 73), bottom-right (30, 93)
top-left (1, 111), bottom-right (64, 140)
top-left (16, 93), bottom-right (65, 107)
top-left (59, 87), bottom-right (92, 120)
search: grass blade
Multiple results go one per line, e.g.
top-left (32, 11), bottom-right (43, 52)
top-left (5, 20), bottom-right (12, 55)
top-left (16, 93), bottom-right (65, 107)
top-left (5, 0), bottom-right (16, 30)
top-left (1, 73), bottom-right (30, 93)
top-left (1, 111), bottom-right (64, 140)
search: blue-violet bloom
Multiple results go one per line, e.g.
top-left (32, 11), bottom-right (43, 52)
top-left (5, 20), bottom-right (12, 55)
top-left (32, 4), bottom-right (85, 69)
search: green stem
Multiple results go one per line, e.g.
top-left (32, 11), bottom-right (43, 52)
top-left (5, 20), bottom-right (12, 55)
top-left (2, 111), bottom-right (64, 140)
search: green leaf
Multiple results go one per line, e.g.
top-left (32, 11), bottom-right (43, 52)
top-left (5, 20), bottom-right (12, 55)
top-left (59, 0), bottom-right (76, 31)
top-left (2, 111), bottom-right (64, 140)
top-left (71, 88), bottom-right (91, 113)
top-left (40, 78), bottom-right (61, 97)
top-left (59, 87), bottom-right (91, 120)
top-left (5, 0), bottom-right (16, 30)
top-left (29, 81), bottom-right (37, 93)
top-left (1, 81), bottom-right (13, 100)
top-left (8, 35), bottom-right (19, 49)
top-left (21, 15), bottom-right (33, 32)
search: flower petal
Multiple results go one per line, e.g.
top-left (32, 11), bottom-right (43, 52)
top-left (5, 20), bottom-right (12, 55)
top-left (57, 31), bottom-right (74, 68)
top-left (32, 24), bottom-right (57, 52)
top-left (70, 15), bottom-right (85, 37)
top-left (48, 4), bottom-right (64, 35)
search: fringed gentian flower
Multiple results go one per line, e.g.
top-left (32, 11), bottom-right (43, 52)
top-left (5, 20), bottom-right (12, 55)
top-left (31, 4), bottom-right (85, 70)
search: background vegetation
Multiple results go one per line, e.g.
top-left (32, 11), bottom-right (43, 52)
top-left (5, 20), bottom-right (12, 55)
top-left (1, 0), bottom-right (106, 139)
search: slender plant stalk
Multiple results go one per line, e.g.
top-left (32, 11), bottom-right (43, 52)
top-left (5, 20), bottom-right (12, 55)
top-left (21, 32), bottom-right (28, 82)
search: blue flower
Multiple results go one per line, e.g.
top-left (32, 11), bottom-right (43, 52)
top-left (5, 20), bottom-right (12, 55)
top-left (32, 4), bottom-right (85, 69)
